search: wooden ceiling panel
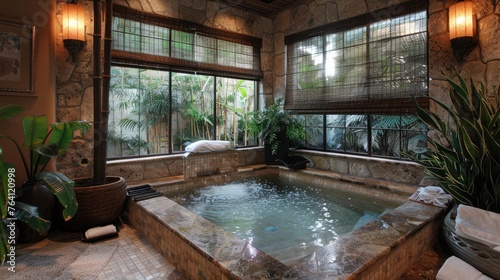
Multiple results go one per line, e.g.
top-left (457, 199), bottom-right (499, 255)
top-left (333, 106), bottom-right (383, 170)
top-left (217, 0), bottom-right (304, 18)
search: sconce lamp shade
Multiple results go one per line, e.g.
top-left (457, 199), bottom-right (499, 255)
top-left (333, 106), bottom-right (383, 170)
top-left (62, 2), bottom-right (85, 41)
top-left (449, 1), bottom-right (475, 41)
top-left (448, 1), bottom-right (477, 61)
top-left (62, 2), bottom-right (85, 61)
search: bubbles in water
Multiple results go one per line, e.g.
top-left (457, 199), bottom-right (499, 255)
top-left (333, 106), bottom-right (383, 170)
top-left (264, 226), bottom-right (278, 232)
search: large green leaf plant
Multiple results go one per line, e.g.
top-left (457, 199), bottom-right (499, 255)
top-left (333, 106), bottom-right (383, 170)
top-left (0, 105), bottom-right (90, 264)
top-left (406, 72), bottom-right (500, 213)
top-left (248, 97), bottom-right (305, 155)
top-left (1, 104), bottom-right (22, 264)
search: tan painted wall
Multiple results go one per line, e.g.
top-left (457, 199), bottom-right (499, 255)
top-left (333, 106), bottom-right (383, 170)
top-left (0, 0), bottom-right (57, 184)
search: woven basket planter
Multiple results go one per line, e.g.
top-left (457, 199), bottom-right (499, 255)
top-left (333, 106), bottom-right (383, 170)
top-left (59, 176), bottom-right (127, 232)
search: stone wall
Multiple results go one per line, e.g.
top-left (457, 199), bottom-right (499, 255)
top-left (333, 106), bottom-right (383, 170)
top-left (428, 0), bottom-right (500, 121)
top-left (183, 150), bottom-right (239, 179)
top-left (293, 150), bottom-right (426, 185)
top-left (100, 147), bottom-right (264, 184)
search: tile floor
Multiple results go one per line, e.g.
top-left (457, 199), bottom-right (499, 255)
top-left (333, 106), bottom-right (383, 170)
top-left (2, 223), bottom-right (186, 279)
top-left (94, 224), bottom-right (178, 279)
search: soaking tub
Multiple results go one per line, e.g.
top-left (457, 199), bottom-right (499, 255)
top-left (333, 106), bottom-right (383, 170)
top-left (125, 166), bottom-right (446, 279)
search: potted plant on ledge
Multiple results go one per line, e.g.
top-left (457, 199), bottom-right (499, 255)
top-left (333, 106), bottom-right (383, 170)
top-left (249, 97), bottom-right (306, 165)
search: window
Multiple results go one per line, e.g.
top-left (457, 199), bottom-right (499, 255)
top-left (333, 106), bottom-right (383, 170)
top-left (108, 6), bottom-right (261, 158)
top-left (286, 2), bottom-right (429, 159)
top-left (285, 2), bottom-right (428, 114)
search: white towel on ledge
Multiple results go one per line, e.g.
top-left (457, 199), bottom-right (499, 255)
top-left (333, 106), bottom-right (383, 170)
top-left (184, 140), bottom-right (230, 153)
top-left (456, 204), bottom-right (500, 248)
top-left (437, 256), bottom-right (492, 280)
top-left (416, 186), bottom-right (453, 207)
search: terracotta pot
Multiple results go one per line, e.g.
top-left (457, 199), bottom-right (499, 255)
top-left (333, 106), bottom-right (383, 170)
top-left (17, 182), bottom-right (55, 243)
top-left (59, 176), bottom-right (127, 232)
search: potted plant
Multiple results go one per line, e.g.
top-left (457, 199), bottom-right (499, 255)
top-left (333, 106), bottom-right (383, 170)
top-left (249, 97), bottom-right (306, 165)
top-left (406, 71), bottom-right (500, 279)
top-left (406, 72), bottom-right (499, 213)
top-left (1, 104), bottom-right (22, 264)
top-left (0, 104), bottom-right (90, 244)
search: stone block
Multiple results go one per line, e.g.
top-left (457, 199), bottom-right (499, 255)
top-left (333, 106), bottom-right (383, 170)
top-left (486, 60), bottom-right (500, 96)
top-left (370, 162), bottom-right (425, 184)
top-left (428, 9), bottom-right (448, 37)
top-left (479, 14), bottom-right (500, 62)
top-left (329, 158), bottom-right (348, 174)
top-left (107, 163), bottom-right (145, 182)
top-left (349, 162), bottom-right (371, 177)
top-left (336, 0), bottom-right (366, 21)
top-left (312, 155), bottom-right (330, 170)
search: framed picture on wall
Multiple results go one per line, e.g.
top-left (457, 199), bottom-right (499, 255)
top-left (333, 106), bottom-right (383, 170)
top-left (0, 17), bottom-right (35, 94)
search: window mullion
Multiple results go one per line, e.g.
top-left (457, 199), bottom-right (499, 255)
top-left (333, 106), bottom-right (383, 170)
top-left (213, 75), bottom-right (217, 140)
top-left (168, 71), bottom-right (173, 154)
top-left (322, 35), bottom-right (327, 90)
top-left (323, 114), bottom-right (327, 151)
top-left (367, 115), bottom-right (372, 157)
top-left (365, 25), bottom-right (371, 102)
top-left (366, 25), bottom-right (372, 156)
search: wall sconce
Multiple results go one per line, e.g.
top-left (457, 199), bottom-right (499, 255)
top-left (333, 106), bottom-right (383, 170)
top-left (449, 1), bottom-right (477, 61)
top-left (62, 0), bottom-right (85, 61)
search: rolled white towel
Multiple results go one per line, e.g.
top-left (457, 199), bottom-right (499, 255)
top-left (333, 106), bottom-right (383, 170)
top-left (184, 140), bottom-right (230, 153)
top-left (456, 204), bottom-right (500, 248)
top-left (436, 256), bottom-right (492, 280)
top-left (85, 224), bottom-right (117, 240)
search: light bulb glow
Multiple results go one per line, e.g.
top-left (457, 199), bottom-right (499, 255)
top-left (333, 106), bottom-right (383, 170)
top-left (62, 3), bottom-right (85, 41)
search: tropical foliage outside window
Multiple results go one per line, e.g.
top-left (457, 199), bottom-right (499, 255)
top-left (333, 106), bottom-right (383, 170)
top-left (297, 114), bottom-right (426, 158)
top-left (108, 67), bottom-right (257, 157)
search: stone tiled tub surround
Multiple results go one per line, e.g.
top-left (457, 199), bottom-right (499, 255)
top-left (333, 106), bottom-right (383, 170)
top-left (125, 167), bottom-right (447, 279)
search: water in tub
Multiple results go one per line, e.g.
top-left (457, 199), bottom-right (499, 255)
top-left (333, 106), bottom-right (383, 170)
top-left (168, 173), bottom-right (399, 265)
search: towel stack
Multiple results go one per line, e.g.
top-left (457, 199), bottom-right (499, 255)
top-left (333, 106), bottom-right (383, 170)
top-left (437, 256), bottom-right (493, 280)
top-left (455, 204), bottom-right (500, 252)
top-left (438, 204), bottom-right (500, 280)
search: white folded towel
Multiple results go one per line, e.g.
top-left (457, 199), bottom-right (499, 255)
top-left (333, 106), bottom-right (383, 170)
top-left (437, 256), bottom-right (492, 280)
top-left (456, 204), bottom-right (500, 248)
top-left (416, 186), bottom-right (452, 207)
